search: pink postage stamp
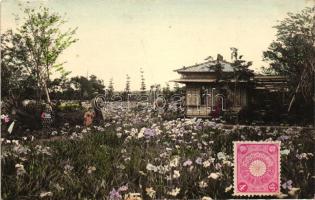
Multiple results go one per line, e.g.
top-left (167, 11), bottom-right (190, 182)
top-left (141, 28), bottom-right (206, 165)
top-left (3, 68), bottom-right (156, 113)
top-left (233, 141), bottom-right (281, 196)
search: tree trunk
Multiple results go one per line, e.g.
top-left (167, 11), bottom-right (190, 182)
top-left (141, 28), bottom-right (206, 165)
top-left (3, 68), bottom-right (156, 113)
top-left (43, 81), bottom-right (51, 104)
top-left (288, 82), bottom-right (300, 112)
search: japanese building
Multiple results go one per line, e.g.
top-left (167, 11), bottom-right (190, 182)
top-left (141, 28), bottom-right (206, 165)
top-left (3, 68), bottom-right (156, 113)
top-left (172, 55), bottom-right (288, 118)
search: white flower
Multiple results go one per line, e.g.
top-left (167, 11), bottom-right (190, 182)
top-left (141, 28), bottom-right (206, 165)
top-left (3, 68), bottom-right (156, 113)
top-left (54, 183), bottom-right (64, 191)
top-left (51, 131), bottom-right (58, 136)
top-left (145, 187), bottom-right (156, 198)
top-left (280, 149), bottom-right (290, 155)
top-left (173, 170), bottom-right (180, 179)
top-left (146, 163), bottom-right (158, 172)
top-left (170, 156), bottom-right (180, 167)
top-left (64, 164), bottom-right (74, 175)
top-left (124, 193), bottom-right (141, 200)
top-left (199, 180), bottom-right (208, 188)
top-left (137, 128), bottom-right (145, 138)
top-left (15, 163), bottom-right (26, 176)
top-left (12, 140), bottom-right (19, 145)
top-left (223, 160), bottom-right (232, 166)
top-left (288, 187), bottom-right (300, 197)
top-left (87, 166), bottom-right (96, 174)
top-left (225, 185), bottom-right (233, 192)
top-left (201, 196), bottom-right (212, 200)
top-left (217, 152), bottom-right (226, 160)
top-left (40, 191), bottom-right (53, 198)
top-left (116, 132), bottom-right (122, 138)
top-left (203, 160), bottom-right (211, 168)
top-left (130, 128), bottom-right (138, 136)
top-left (167, 187), bottom-right (180, 196)
top-left (208, 172), bottom-right (220, 180)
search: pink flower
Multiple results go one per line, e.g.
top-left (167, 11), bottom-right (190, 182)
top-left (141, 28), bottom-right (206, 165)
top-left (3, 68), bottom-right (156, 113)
top-left (109, 188), bottom-right (122, 200)
top-left (183, 159), bottom-right (193, 167)
top-left (1, 115), bottom-right (10, 123)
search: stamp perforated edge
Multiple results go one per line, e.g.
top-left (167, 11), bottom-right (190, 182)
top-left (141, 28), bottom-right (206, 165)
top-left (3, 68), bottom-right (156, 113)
top-left (233, 141), bottom-right (281, 197)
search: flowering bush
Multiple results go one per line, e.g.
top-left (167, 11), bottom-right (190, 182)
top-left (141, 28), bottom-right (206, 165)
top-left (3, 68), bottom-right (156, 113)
top-left (1, 108), bottom-right (314, 199)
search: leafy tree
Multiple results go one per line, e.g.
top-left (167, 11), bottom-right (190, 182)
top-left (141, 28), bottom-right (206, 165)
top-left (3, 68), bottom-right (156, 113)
top-left (263, 6), bottom-right (315, 111)
top-left (2, 6), bottom-right (78, 104)
top-left (89, 75), bottom-right (105, 95)
top-left (49, 75), bottom-right (105, 100)
top-left (1, 31), bottom-right (37, 106)
top-left (162, 82), bottom-right (171, 98)
top-left (230, 48), bottom-right (254, 80)
top-left (69, 75), bottom-right (104, 100)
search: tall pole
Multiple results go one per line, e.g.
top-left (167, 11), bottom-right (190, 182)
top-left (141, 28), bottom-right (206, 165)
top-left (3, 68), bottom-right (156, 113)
top-left (313, 71), bottom-right (314, 127)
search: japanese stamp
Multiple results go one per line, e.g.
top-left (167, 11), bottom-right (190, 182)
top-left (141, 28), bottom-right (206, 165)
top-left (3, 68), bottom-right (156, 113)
top-left (233, 141), bottom-right (281, 196)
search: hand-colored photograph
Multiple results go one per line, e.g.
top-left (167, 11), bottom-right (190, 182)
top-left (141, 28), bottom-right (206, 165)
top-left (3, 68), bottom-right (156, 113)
top-left (1, 0), bottom-right (315, 199)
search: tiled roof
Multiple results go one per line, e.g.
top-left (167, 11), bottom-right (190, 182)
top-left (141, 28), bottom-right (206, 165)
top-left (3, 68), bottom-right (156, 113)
top-left (175, 60), bottom-right (234, 73)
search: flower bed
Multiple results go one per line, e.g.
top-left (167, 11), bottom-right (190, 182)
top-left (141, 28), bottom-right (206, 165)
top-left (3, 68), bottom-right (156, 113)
top-left (1, 108), bottom-right (314, 199)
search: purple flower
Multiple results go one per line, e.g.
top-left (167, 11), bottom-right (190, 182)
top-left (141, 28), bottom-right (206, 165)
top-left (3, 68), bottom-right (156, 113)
top-left (215, 163), bottom-right (222, 170)
top-left (144, 128), bottom-right (156, 138)
top-left (277, 135), bottom-right (289, 141)
top-left (282, 180), bottom-right (292, 190)
top-left (195, 157), bottom-right (202, 165)
top-left (109, 188), bottom-right (122, 200)
top-left (183, 159), bottom-right (193, 167)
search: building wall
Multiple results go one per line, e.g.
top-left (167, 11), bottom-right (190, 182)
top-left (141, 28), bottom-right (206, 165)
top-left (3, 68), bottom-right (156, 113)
top-left (185, 83), bottom-right (248, 117)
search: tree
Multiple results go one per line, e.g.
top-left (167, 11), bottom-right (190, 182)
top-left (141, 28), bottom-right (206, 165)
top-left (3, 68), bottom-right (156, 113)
top-left (69, 75), bottom-right (104, 100)
top-left (125, 74), bottom-right (130, 93)
top-left (1, 31), bottom-right (37, 106)
top-left (108, 78), bottom-right (114, 97)
top-left (89, 75), bottom-right (105, 95)
top-left (263, 6), bottom-right (315, 111)
top-left (140, 68), bottom-right (146, 93)
top-left (49, 75), bottom-right (105, 100)
top-left (2, 6), bottom-right (78, 104)
top-left (230, 48), bottom-right (254, 81)
top-left (162, 82), bottom-right (171, 98)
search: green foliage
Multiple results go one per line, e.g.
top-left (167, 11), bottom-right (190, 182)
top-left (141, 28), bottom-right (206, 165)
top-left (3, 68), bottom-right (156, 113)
top-left (229, 48), bottom-right (254, 80)
top-left (2, 130), bottom-right (121, 199)
top-left (50, 75), bottom-right (105, 100)
top-left (2, 125), bottom-right (314, 199)
top-left (1, 31), bottom-right (38, 105)
top-left (56, 102), bottom-right (81, 111)
top-left (1, 6), bottom-right (78, 103)
top-left (263, 6), bottom-right (315, 100)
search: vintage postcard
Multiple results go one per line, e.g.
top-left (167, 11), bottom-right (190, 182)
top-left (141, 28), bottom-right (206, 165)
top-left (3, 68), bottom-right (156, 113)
top-left (1, 0), bottom-right (314, 199)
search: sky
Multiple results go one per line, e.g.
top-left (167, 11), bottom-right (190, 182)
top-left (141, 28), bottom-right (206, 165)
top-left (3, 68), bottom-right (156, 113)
top-left (2, 0), bottom-right (314, 91)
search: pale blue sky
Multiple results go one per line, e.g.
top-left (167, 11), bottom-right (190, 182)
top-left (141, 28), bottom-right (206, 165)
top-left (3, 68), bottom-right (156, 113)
top-left (2, 0), bottom-right (314, 90)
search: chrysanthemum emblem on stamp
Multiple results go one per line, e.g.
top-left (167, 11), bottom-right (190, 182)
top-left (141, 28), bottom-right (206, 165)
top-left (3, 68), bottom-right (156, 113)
top-left (233, 141), bottom-right (281, 196)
